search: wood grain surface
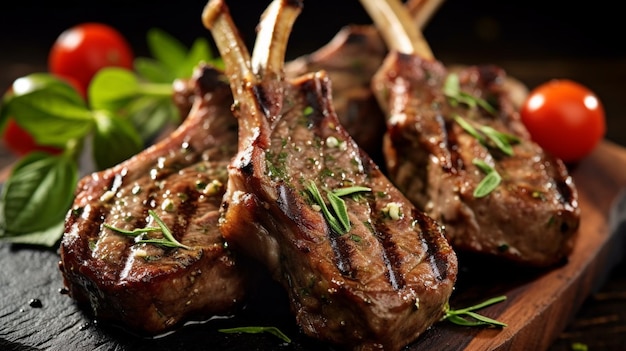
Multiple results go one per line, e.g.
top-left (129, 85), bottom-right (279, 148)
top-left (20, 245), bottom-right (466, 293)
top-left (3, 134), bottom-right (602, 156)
top-left (0, 140), bottom-right (625, 351)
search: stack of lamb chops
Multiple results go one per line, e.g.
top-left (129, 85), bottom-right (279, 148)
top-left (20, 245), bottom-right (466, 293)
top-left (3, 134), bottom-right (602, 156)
top-left (58, 0), bottom-right (581, 349)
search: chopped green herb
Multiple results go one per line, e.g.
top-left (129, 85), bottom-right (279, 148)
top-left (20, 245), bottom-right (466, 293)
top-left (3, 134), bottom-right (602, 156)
top-left (306, 181), bottom-right (345, 235)
top-left (442, 295), bottom-right (507, 328)
top-left (103, 209), bottom-right (190, 249)
top-left (305, 182), bottom-right (371, 235)
top-left (472, 159), bottom-right (502, 198)
top-left (454, 115), bottom-right (519, 156)
top-left (444, 73), bottom-right (496, 115)
top-left (303, 106), bottom-right (314, 116)
top-left (332, 186), bottom-right (372, 198)
top-left (219, 326), bottom-right (291, 343)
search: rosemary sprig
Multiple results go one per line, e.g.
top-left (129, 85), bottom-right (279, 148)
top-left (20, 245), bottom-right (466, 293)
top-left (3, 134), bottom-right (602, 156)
top-left (305, 182), bottom-right (371, 235)
top-left (454, 115), bottom-right (520, 156)
top-left (103, 209), bottom-right (190, 249)
top-left (442, 295), bottom-right (508, 328)
top-left (444, 73), bottom-right (496, 115)
top-left (472, 159), bottom-right (502, 198)
top-left (218, 326), bottom-right (291, 343)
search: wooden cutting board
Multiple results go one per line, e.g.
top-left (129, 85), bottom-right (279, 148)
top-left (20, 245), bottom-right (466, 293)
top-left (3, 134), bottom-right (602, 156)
top-left (1, 140), bottom-right (625, 351)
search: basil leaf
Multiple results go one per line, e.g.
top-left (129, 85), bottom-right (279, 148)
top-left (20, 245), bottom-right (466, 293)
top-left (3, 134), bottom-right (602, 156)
top-left (178, 37), bottom-right (214, 78)
top-left (1, 73), bottom-right (82, 129)
top-left (134, 57), bottom-right (173, 83)
top-left (89, 68), bottom-right (141, 111)
top-left (1, 219), bottom-right (65, 247)
top-left (92, 111), bottom-right (143, 169)
top-left (0, 152), bottom-right (78, 236)
top-left (126, 96), bottom-right (179, 143)
top-left (147, 28), bottom-right (188, 79)
top-left (219, 326), bottom-right (291, 343)
top-left (4, 74), bottom-right (92, 147)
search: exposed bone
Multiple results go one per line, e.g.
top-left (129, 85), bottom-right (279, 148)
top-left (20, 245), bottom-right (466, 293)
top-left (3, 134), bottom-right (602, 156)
top-left (406, 0), bottom-right (445, 28)
top-left (360, 0), bottom-right (434, 59)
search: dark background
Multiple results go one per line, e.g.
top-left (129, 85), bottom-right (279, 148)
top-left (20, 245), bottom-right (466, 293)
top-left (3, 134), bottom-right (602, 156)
top-left (0, 0), bottom-right (622, 60)
top-left (0, 0), bottom-right (624, 143)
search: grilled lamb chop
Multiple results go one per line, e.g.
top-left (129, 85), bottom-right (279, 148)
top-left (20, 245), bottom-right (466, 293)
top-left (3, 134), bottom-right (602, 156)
top-left (203, 1), bottom-right (457, 350)
top-left (58, 64), bottom-right (252, 335)
top-left (285, 0), bottom-right (444, 161)
top-left (362, 0), bottom-right (580, 267)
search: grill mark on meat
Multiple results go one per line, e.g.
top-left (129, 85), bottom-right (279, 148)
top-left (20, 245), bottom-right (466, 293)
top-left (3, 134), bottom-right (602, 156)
top-left (371, 216), bottom-right (405, 290)
top-left (329, 231), bottom-right (355, 278)
top-left (412, 208), bottom-right (449, 282)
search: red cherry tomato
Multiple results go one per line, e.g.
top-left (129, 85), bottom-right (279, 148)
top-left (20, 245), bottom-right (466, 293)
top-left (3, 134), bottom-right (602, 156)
top-left (2, 119), bottom-right (63, 156)
top-left (520, 79), bottom-right (605, 163)
top-left (48, 22), bottom-right (134, 96)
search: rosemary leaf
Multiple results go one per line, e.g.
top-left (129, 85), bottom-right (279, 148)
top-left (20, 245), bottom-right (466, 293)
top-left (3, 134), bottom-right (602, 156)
top-left (306, 181), bottom-right (345, 235)
top-left (332, 186), bottom-right (372, 197)
top-left (327, 191), bottom-right (350, 233)
top-left (444, 73), bottom-right (496, 115)
top-left (472, 159), bottom-right (502, 198)
top-left (219, 326), bottom-right (291, 343)
top-left (443, 295), bottom-right (507, 328)
top-left (148, 209), bottom-right (189, 249)
top-left (453, 115), bottom-right (485, 143)
top-left (104, 210), bottom-right (190, 250)
top-left (102, 224), bottom-right (161, 236)
top-left (479, 125), bottom-right (520, 156)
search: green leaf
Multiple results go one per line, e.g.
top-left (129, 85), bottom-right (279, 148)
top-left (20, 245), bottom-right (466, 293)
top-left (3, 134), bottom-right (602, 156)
top-left (147, 28), bottom-right (189, 76)
top-left (332, 186), bottom-right (371, 198)
top-left (92, 111), bottom-right (143, 169)
top-left (126, 96), bottom-right (179, 142)
top-left (1, 219), bottom-right (64, 247)
top-left (219, 326), bottom-right (291, 343)
top-left (443, 73), bottom-right (496, 115)
top-left (443, 295), bottom-right (507, 328)
top-left (453, 115), bottom-right (485, 144)
top-left (89, 67), bottom-right (141, 111)
top-left (327, 191), bottom-right (350, 233)
top-left (103, 210), bottom-right (190, 250)
top-left (479, 125), bottom-right (520, 156)
top-left (147, 209), bottom-right (189, 249)
top-left (177, 37), bottom-right (213, 79)
top-left (305, 181), bottom-right (344, 235)
top-left (0, 152), bottom-right (78, 236)
top-left (472, 159), bottom-right (502, 198)
top-left (129, 99), bottom-right (174, 139)
top-left (4, 74), bottom-right (92, 147)
top-left (134, 57), bottom-right (174, 83)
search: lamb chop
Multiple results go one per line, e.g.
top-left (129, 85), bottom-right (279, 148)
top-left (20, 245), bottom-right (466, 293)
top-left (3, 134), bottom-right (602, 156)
top-left (58, 64), bottom-right (253, 335)
top-left (202, 1), bottom-right (457, 350)
top-left (285, 0), bottom-right (444, 161)
top-left (361, 0), bottom-right (580, 267)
